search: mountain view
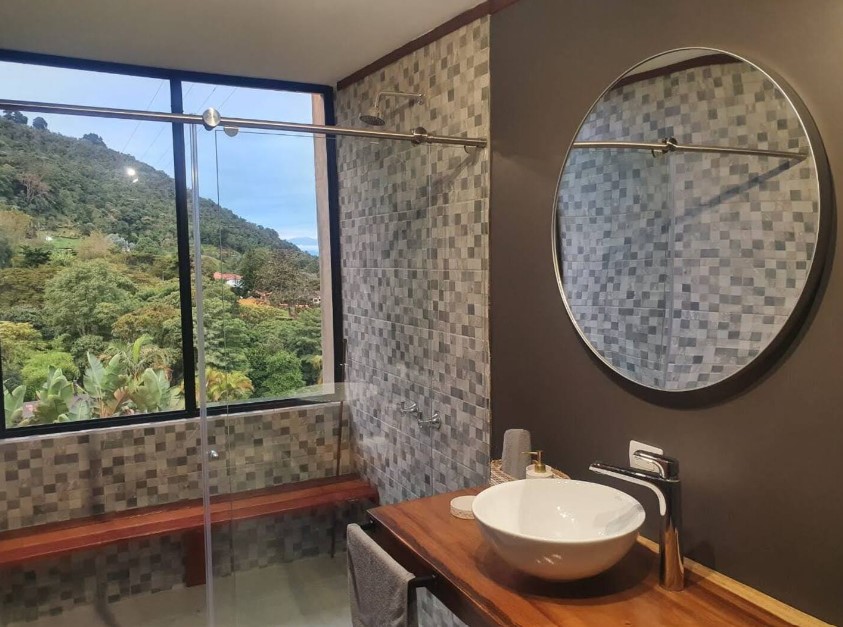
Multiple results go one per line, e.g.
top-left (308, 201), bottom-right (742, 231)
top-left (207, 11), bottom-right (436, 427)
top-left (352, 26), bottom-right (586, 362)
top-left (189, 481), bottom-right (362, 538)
top-left (0, 112), bottom-right (323, 428)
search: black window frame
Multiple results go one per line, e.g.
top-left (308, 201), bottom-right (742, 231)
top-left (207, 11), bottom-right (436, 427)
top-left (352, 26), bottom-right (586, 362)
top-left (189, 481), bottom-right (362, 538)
top-left (0, 49), bottom-right (344, 439)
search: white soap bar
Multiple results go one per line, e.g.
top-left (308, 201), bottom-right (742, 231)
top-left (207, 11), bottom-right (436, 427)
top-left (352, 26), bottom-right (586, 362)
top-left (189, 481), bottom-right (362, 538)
top-left (450, 495), bottom-right (475, 519)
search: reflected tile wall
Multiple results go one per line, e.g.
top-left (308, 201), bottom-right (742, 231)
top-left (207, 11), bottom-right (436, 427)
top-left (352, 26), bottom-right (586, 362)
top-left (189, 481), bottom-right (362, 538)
top-left (558, 61), bottom-right (820, 390)
top-left (337, 16), bottom-right (490, 627)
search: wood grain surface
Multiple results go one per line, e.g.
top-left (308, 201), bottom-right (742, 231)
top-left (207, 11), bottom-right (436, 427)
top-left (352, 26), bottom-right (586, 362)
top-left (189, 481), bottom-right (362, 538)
top-left (0, 474), bottom-right (378, 567)
top-left (370, 488), bottom-right (822, 626)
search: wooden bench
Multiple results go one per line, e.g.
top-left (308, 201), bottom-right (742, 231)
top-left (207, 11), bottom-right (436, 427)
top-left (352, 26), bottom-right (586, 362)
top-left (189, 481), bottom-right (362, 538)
top-left (0, 474), bottom-right (378, 586)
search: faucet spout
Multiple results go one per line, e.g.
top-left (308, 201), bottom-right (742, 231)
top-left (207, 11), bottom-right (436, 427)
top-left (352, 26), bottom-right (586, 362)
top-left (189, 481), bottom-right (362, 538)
top-left (589, 451), bottom-right (684, 591)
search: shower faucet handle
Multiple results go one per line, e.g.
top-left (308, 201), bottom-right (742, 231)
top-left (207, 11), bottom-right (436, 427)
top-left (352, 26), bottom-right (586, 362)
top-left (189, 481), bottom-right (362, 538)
top-left (417, 410), bottom-right (441, 430)
top-left (399, 401), bottom-right (419, 415)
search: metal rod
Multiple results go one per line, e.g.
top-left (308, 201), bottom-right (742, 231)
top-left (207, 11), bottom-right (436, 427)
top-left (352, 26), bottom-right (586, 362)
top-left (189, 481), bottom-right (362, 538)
top-left (0, 98), bottom-right (486, 148)
top-left (572, 139), bottom-right (806, 160)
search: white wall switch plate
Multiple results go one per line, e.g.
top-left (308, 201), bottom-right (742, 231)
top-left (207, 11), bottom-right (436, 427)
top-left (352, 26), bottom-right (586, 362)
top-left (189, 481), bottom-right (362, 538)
top-left (629, 440), bottom-right (663, 470)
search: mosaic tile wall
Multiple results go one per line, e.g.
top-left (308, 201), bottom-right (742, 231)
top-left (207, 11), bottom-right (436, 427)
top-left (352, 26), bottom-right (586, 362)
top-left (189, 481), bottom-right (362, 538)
top-left (0, 403), bottom-right (358, 624)
top-left (557, 60), bottom-right (819, 389)
top-left (336, 16), bottom-right (490, 627)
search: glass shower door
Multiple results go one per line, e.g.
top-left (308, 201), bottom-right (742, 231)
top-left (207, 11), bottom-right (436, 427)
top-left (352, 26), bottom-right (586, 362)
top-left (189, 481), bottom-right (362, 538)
top-left (191, 125), bottom-right (357, 627)
top-left (190, 122), bottom-right (466, 625)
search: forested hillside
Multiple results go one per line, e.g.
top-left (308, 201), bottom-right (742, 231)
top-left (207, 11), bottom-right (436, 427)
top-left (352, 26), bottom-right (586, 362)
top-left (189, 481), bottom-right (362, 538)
top-left (0, 113), bottom-right (322, 428)
top-left (0, 115), bottom-right (314, 261)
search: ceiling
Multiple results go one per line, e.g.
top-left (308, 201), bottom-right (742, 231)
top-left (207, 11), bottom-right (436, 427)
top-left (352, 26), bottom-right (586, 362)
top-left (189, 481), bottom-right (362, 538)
top-left (0, 0), bottom-right (482, 86)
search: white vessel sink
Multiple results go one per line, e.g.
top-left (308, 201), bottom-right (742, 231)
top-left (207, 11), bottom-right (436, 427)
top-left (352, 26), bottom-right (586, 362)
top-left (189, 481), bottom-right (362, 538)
top-left (471, 479), bottom-right (645, 581)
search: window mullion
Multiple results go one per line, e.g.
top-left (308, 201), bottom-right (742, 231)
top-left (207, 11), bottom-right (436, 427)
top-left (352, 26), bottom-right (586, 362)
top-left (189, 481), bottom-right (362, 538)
top-left (170, 79), bottom-right (197, 413)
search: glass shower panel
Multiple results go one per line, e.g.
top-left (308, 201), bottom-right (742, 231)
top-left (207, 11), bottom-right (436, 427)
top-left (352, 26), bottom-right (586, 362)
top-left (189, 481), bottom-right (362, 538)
top-left (194, 127), bottom-right (373, 627)
top-left (0, 108), bottom-right (206, 625)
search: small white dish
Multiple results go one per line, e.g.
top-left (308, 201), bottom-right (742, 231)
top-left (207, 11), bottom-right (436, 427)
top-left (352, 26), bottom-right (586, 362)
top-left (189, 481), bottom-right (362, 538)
top-left (472, 479), bottom-right (645, 580)
top-left (450, 495), bottom-right (475, 519)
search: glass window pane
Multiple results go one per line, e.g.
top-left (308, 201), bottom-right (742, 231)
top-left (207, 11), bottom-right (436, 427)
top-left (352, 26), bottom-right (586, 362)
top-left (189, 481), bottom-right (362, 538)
top-left (0, 62), bottom-right (183, 428)
top-left (182, 82), bottom-right (313, 122)
top-left (186, 84), bottom-right (327, 409)
top-left (0, 60), bottom-right (171, 111)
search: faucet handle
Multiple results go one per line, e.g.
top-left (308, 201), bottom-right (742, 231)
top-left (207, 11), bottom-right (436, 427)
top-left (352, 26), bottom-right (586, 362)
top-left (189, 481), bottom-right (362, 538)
top-left (633, 450), bottom-right (679, 479)
top-left (399, 401), bottom-right (419, 415)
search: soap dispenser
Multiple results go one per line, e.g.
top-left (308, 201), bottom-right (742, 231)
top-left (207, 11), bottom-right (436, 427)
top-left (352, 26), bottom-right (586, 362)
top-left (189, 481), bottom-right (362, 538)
top-left (525, 450), bottom-right (554, 479)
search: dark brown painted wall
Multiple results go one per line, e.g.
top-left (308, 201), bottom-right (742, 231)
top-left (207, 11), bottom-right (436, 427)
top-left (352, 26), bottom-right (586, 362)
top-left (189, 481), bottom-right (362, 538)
top-left (489, 0), bottom-right (843, 622)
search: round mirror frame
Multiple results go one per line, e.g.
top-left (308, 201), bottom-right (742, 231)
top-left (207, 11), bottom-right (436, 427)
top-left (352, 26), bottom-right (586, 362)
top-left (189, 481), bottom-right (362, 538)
top-left (551, 47), bottom-right (833, 402)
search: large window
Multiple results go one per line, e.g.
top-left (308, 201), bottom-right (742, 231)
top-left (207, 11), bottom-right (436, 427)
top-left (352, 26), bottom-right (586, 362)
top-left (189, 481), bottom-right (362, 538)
top-left (0, 55), bottom-right (337, 434)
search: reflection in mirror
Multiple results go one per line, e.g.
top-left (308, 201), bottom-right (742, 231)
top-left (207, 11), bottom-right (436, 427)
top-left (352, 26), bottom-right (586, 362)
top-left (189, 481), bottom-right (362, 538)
top-left (554, 49), bottom-right (824, 392)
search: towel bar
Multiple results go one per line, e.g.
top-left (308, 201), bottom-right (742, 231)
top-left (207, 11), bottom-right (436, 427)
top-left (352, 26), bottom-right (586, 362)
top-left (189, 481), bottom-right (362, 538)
top-left (356, 516), bottom-right (436, 589)
top-left (408, 574), bottom-right (436, 589)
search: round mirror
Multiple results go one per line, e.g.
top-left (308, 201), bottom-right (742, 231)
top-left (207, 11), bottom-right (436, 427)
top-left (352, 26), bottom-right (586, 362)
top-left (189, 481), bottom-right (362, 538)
top-left (553, 48), bottom-right (829, 393)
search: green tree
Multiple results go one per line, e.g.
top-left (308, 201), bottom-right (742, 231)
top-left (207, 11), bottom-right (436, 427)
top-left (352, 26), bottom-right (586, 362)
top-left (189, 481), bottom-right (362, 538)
top-left (2, 111), bottom-right (27, 125)
top-left (21, 351), bottom-right (78, 399)
top-left (50, 248), bottom-right (77, 267)
top-left (238, 247), bottom-right (270, 295)
top-left (246, 349), bottom-right (304, 398)
top-left (43, 260), bottom-right (137, 339)
top-left (0, 233), bottom-right (13, 268)
top-left (274, 307), bottom-right (322, 360)
top-left (238, 300), bottom-right (290, 326)
top-left (18, 245), bottom-right (51, 268)
top-left (2, 305), bottom-right (44, 330)
top-left (112, 304), bottom-right (181, 349)
top-left (0, 321), bottom-right (44, 371)
top-left (200, 296), bottom-right (251, 372)
top-left (250, 249), bottom-right (319, 316)
top-left (16, 172), bottom-right (49, 206)
top-left (0, 266), bottom-right (57, 309)
top-left (32, 117), bottom-right (48, 131)
top-left (81, 133), bottom-right (106, 147)
top-left (69, 334), bottom-right (106, 373)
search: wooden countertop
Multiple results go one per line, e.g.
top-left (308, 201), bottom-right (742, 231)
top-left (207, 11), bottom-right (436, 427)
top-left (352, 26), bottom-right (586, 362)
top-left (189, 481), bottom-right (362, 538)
top-left (368, 488), bottom-right (823, 627)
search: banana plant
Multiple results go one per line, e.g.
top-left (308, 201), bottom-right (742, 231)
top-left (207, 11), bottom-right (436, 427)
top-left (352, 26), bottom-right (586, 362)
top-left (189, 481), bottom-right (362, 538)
top-left (3, 384), bottom-right (26, 427)
top-left (105, 335), bottom-right (171, 378)
top-left (27, 367), bottom-right (75, 425)
top-left (82, 352), bottom-right (132, 418)
top-left (130, 367), bottom-right (180, 413)
top-left (81, 348), bottom-right (180, 417)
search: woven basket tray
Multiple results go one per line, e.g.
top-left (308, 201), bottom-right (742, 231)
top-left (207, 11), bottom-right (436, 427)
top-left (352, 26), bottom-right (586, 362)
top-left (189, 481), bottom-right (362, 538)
top-left (490, 459), bottom-right (570, 485)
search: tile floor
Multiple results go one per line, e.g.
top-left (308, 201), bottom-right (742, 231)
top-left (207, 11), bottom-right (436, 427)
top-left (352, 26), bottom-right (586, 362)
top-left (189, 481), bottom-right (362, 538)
top-left (8, 554), bottom-right (351, 627)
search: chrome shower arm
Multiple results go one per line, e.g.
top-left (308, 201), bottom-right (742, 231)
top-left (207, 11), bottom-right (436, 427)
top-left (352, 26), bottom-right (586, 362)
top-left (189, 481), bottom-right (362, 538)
top-left (375, 90), bottom-right (425, 105)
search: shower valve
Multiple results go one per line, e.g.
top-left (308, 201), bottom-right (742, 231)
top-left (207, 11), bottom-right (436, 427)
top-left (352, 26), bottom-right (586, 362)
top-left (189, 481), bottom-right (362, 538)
top-left (398, 401), bottom-right (442, 430)
top-left (417, 411), bottom-right (441, 430)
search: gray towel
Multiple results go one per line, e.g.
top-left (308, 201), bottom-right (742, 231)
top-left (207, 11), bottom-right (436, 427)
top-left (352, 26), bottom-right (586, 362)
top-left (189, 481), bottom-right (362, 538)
top-left (347, 523), bottom-right (418, 627)
top-left (501, 429), bottom-right (531, 479)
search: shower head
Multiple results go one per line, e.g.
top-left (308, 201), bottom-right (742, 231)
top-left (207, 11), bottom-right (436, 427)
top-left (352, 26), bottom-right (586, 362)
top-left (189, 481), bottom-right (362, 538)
top-left (359, 91), bottom-right (424, 127)
top-left (359, 107), bottom-right (385, 126)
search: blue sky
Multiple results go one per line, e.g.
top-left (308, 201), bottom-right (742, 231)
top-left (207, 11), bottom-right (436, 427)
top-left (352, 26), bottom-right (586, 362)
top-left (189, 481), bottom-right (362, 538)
top-left (0, 61), bottom-right (319, 250)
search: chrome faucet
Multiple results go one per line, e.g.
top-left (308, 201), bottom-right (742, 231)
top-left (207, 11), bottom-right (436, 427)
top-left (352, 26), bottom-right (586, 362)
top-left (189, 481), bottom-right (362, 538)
top-left (589, 450), bottom-right (684, 591)
top-left (398, 400), bottom-right (441, 430)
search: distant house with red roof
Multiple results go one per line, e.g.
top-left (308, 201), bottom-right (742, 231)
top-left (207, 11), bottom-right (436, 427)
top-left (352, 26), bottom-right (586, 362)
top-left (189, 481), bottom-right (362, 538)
top-left (213, 272), bottom-right (242, 287)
